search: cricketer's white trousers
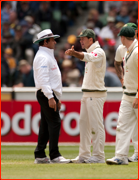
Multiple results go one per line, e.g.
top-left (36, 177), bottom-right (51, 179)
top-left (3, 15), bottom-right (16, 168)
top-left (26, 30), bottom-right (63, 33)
top-left (131, 115), bottom-right (138, 154)
top-left (79, 96), bottom-right (106, 160)
top-left (115, 99), bottom-right (138, 157)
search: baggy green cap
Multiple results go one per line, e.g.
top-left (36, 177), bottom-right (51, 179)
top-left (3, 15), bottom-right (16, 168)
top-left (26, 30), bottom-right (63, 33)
top-left (118, 26), bottom-right (135, 37)
top-left (125, 23), bottom-right (138, 30)
top-left (77, 29), bottom-right (95, 39)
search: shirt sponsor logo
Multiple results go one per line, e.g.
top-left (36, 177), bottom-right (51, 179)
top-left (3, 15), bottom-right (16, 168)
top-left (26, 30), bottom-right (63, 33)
top-left (91, 51), bottom-right (98, 57)
top-left (123, 58), bottom-right (125, 66)
top-left (51, 65), bottom-right (57, 70)
top-left (41, 66), bottom-right (47, 68)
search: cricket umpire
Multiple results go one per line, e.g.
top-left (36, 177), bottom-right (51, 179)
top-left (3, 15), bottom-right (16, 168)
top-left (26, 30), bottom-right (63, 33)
top-left (106, 26), bottom-right (138, 165)
top-left (65, 29), bottom-right (107, 163)
top-left (33, 29), bottom-right (70, 164)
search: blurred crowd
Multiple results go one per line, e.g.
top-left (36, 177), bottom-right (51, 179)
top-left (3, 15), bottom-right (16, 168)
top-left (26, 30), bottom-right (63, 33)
top-left (1, 1), bottom-right (138, 88)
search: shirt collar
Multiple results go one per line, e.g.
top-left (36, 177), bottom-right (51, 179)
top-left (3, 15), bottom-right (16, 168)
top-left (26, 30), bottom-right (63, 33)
top-left (39, 46), bottom-right (54, 55)
top-left (127, 39), bottom-right (138, 53)
top-left (86, 41), bottom-right (100, 53)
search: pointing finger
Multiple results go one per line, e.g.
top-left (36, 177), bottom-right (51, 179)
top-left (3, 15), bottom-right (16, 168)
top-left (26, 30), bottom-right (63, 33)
top-left (71, 45), bottom-right (74, 50)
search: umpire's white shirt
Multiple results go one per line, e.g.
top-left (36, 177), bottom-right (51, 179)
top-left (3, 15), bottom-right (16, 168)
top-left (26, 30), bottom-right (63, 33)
top-left (33, 46), bottom-right (62, 100)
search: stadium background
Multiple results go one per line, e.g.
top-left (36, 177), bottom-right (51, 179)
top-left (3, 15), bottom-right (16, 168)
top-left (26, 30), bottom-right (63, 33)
top-left (1, 1), bottom-right (138, 143)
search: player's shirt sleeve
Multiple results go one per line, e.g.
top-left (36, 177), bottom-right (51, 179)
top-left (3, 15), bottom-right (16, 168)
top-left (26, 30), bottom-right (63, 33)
top-left (115, 45), bottom-right (126, 62)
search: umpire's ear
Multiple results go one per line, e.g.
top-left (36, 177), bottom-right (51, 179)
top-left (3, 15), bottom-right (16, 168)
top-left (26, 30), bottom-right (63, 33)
top-left (44, 39), bottom-right (47, 45)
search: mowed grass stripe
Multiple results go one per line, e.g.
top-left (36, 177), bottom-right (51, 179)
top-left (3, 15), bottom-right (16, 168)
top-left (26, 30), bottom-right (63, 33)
top-left (1, 145), bottom-right (138, 179)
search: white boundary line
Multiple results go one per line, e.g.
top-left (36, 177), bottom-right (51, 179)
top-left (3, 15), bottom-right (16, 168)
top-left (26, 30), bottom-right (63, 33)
top-left (1, 142), bottom-right (115, 146)
top-left (1, 142), bottom-right (80, 146)
top-left (1, 142), bottom-right (134, 146)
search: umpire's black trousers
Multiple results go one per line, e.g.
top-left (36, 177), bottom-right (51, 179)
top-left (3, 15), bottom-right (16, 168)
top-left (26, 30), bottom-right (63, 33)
top-left (34, 89), bottom-right (61, 160)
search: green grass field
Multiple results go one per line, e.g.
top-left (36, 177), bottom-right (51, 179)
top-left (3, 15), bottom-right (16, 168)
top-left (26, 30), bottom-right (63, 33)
top-left (1, 145), bottom-right (138, 179)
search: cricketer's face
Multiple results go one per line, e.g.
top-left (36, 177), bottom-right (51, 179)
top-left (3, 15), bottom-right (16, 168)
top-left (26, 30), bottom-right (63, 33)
top-left (120, 36), bottom-right (125, 45)
top-left (135, 30), bottom-right (138, 39)
top-left (79, 37), bottom-right (92, 49)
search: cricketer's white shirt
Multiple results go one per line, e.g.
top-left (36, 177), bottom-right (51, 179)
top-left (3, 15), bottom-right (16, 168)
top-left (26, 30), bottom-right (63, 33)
top-left (115, 44), bottom-right (127, 62)
top-left (33, 46), bottom-right (62, 100)
top-left (115, 39), bottom-right (138, 101)
top-left (115, 39), bottom-right (138, 62)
